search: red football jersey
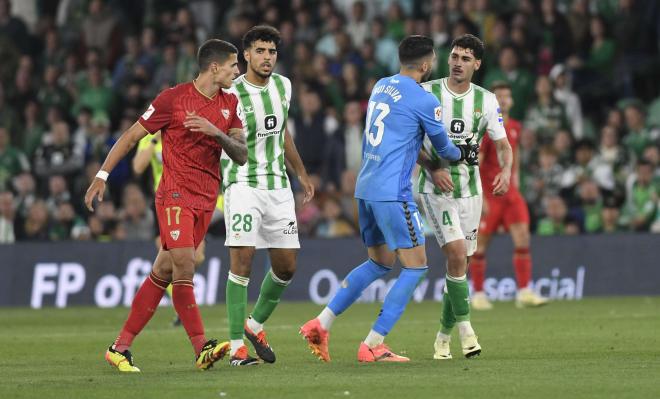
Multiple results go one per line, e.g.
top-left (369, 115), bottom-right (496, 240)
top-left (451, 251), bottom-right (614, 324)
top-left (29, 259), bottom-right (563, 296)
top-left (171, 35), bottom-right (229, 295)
top-left (138, 82), bottom-right (242, 211)
top-left (479, 118), bottom-right (520, 197)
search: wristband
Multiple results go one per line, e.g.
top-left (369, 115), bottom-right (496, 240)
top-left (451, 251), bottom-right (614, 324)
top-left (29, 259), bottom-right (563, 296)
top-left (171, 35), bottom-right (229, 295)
top-left (96, 170), bottom-right (109, 181)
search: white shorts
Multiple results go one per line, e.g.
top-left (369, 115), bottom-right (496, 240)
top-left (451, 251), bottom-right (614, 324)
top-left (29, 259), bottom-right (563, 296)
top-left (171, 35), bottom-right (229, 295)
top-left (224, 184), bottom-right (300, 249)
top-left (419, 193), bottom-right (482, 256)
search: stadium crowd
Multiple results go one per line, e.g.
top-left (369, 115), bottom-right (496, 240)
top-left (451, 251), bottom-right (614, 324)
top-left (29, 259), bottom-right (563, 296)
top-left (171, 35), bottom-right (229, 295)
top-left (0, 0), bottom-right (658, 243)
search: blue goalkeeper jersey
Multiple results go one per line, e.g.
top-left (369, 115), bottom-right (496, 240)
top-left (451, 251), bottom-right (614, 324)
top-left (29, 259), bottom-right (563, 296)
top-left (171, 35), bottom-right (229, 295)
top-left (355, 74), bottom-right (459, 202)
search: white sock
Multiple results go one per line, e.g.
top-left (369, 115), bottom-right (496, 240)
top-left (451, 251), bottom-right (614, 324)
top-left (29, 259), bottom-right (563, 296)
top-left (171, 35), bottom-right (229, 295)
top-left (317, 307), bottom-right (336, 331)
top-left (364, 330), bottom-right (385, 348)
top-left (230, 339), bottom-right (244, 356)
top-left (246, 315), bottom-right (263, 334)
top-left (457, 321), bottom-right (475, 337)
top-left (436, 331), bottom-right (451, 342)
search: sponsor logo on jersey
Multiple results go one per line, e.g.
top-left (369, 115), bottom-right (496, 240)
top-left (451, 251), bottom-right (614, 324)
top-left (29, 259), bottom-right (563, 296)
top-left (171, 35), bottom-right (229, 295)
top-left (434, 106), bottom-right (442, 121)
top-left (170, 230), bottom-right (180, 241)
top-left (450, 118), bottom-right (465, 134)
top-left (221, 109), bottom-right (230, 119)
top-left (283, 221), bottom-right (298, 235)
top-left (264, 114), bottom-right (278, 130)
top-left (497, 107), bottom-right (503, 125)
top-left (142, 104), bottom-right (155, 120)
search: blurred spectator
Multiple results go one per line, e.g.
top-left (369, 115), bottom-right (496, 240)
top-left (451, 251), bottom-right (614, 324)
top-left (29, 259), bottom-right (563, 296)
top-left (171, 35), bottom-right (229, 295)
top-left (15, 199), bottom-right (50, 241)
top-left (74, 65), bottom-right (115, 118)
top-left (572, 179), bottom-right (603, 233)
top-left (536, 195), bottom-right (579, 235)
top-left (0, 0), bottom-right (31, 55)
top-left (21, 100), bottom-right (46, 159)
top-left (0, 84), bottom-right (18, 140)
top-left (49, 202), bottom-right (85, 240)
top-left (119, 183), bottom-right (154, 241)
top-left (620, 160), bottom-right (658, 231)
top-left (176, 38), bottom-right (198, 83)
top-left (550, 64), bottom-right (583, 139)
top-left (524, 75), bottom-right (570, 144)
top-left (483, 45), bottom-right (534, 120)
top-left (341, 101), bottom-right (364, 176)
top-left (149, 44), bottom-right (178, 97)
top-left (0, 126), bottom-right (30, 191)
top-left (346, 1), bottom-right (369, 48)
top-left (600, 195), bottom-right (624, 233)
top-left (621, 101), bottom-right (659, 162)
top-left (370, 18), bottom-right (399, 74)
top-left (291, 87), bottom-right (333, 177)
top-left (33, 121), bottom-right (84, 186)
top-left (12, 172), bottom-right (36, 219)
top-left (45, 175), bottom-right (72, 216)
top-left (0, 190), bottom-right (15, 243)
top-left (37, 64), bottom-right (71, 114)
top-left (527, 145), bottom-right (564, 214)
top-left (81, 0), bottom-right (121, 66)
top-left (314, 196), bottom-right (356, 238)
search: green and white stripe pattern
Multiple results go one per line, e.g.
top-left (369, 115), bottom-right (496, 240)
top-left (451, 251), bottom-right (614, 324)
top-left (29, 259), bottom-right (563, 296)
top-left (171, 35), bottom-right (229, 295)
top-left (418, 78), bottom-right (506, 198)
top-left (221, 73), bottom-right (291, 190)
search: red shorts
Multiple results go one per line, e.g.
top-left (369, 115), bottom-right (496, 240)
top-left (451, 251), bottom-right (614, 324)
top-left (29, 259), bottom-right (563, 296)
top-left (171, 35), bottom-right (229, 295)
top-left (479, 190), bottom-right (530, 235)
top-left (155, 202), bottom-right (212, 250)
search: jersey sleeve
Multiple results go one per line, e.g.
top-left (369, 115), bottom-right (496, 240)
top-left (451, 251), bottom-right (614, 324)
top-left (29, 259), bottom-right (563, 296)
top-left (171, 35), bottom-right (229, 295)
top-left (138, 89), bottom-right (174, 134)
top-left (415, 93), bottom-right (447, 138)
top-left (416, 93), bottom-right (461, 161)
top-left (485, 93), bottom-right (507, 141)
top-left (228, 94), bottom-right (243, 130)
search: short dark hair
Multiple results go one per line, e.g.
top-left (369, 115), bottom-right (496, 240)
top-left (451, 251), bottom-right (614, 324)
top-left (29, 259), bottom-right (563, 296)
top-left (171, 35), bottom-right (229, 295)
top-left (398, 35), bottom-right (435, 65)
top-left (490, 80), bottom-right (511, 92)
top-left (451, 34), bottom-right (485, 60)
top-left (243, 25), bottom-right (281, 49)
top-left (197, 39), bottom-right (238, 71)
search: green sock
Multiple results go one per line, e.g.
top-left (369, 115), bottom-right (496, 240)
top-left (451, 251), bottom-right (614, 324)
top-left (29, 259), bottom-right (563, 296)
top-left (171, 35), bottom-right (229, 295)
top-left (226, 272), bottom-right (249, 340)
top-left (251, 269), bottom-right (289, 324)
top-left (440, 291), bottom-right (456, 335)
top-left (445, 273), bottom-right (471, 322)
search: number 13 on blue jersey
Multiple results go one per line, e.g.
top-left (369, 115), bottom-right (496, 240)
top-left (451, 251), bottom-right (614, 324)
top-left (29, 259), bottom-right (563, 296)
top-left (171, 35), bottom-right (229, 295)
top-left (365, 101), bottom-right (390, 147)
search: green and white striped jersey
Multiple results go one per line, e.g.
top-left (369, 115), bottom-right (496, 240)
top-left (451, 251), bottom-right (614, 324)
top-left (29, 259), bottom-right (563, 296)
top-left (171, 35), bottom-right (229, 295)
top-left (221, 73), bottom-right (292, 190)
top-left (418, 78), bottom-right (506, 198)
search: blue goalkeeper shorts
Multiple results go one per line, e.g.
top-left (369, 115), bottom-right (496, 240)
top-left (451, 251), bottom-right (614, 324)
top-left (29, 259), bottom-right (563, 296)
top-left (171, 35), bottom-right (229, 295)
top-left (357, 199), bottom-right (425, 251)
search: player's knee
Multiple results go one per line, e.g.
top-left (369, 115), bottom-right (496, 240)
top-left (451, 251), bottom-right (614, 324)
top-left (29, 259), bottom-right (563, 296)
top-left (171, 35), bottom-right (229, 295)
top-left (273, 265), bottom-right (295, 282)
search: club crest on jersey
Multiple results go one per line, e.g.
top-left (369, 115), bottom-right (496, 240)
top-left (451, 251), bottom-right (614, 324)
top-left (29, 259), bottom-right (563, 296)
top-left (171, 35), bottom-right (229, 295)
top-left (170, 230), bottom-right (180, 241)
top-left (474, 108), bottom-right (482, 119)
top-left (434, 106), bottom-right (442, 121)
top-left (221, 109), bottom-right (230, 119)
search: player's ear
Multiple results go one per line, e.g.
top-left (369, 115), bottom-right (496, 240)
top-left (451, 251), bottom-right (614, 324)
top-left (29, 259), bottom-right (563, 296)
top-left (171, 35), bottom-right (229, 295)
top-left (474, 59), bottom-right (481, 71)
top-left (243, 49), bottom-right (250, 62)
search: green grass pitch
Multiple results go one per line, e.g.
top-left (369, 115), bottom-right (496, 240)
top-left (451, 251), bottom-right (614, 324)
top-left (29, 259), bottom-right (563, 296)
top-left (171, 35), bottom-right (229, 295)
top-left (1, 297), bottom-right (658, 399)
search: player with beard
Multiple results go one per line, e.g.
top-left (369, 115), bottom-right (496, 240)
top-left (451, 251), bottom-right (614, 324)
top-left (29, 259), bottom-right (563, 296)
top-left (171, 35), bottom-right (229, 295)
top-left (300, 35), bottom-right (477, 362)
top-left (220, 25), bottom-right (315, 366)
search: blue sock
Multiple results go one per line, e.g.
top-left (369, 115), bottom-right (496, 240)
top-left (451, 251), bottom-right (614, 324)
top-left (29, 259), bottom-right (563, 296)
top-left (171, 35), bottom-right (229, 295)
top-left (327, 259), bottom-right (391, 316)
top-left (373, 266), bottom-right (428, 336)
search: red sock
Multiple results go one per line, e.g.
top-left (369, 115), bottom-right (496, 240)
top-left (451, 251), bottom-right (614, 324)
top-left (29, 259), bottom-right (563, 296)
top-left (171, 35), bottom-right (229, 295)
top-left (172, 280), bottom-right (206, 355)
top-left (469, 253), bottom-right (486, 292)
top-left (513, 248), bottom-right (532, 289)
top-left (114, 272), bottom-right (169, 352)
